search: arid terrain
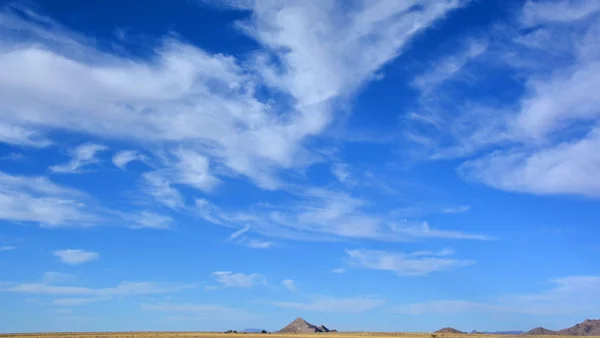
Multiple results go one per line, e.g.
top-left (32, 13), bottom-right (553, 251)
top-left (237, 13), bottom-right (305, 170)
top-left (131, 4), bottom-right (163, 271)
top-left (1, 333), bottom-right (598, 338)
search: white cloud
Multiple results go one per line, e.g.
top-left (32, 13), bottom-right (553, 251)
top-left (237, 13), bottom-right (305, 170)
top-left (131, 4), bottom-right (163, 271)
top-left (0, 1), bottom-right (468, 191)
top-left (53, 249), bottom-right (99, 265)
top-left (143, 302), bottom-right (259, 321)
top-left (212, 271), bottom-right (266, 288)
top-left (405, 0), bottom-right (600, 199)
top-left (126, 211), bottom-right (173, 230)
top-left (52, 298), bottom-right (106, 306)
top-left (332, 268), bottom-right (346, 274)
top-left (226, 227), bottom-right (273, 248)
top-left (441, 205), bottom-right (471, 214)
top-left (0, 245), bottom-right (16, 252)
top-left (0, 122), bottom-right (51, 147)
top-left (228, 226), bottom-right (250, 240)
top-left (521, 0), bottom-right (600, 26)
top-left (1, 280), bottom-right (195, 297)
top-left (331, 163), bottom-right (352, 184)
top-left (195, 189), bottom-right (489, 241)
top-left (50, 143), bottom-right (108, 174)
top-left (112, 150), bottom-right (146, 170)
top-left (413, 40), bottom-right (488, 92)
top-left (281, 279), bottom-right (297, 292)
top-left (345, 248), bottom-right (474, 276)
top-left (393, 275), bottom-right (600, 316)
top-left (245, 239), bottom-right (272, 249)
top-left (141, 172), bottom-right (186, 210)
top-left (460, 128), bottom-right (600, 197)
top-left (0, 171), bottom-right (97, 227)
top-left (272, 295), bottom-right (385, 313)
top-left (42, 272), bottom-right (77, 284)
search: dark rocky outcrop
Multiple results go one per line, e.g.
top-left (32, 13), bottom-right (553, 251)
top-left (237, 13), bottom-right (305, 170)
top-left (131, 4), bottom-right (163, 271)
top-left (278, 317), bottom-right (336, 333)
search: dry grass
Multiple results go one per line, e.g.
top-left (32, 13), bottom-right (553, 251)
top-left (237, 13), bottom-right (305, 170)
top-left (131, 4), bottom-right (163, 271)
top-left (1, 332), bottom-right (598, 338)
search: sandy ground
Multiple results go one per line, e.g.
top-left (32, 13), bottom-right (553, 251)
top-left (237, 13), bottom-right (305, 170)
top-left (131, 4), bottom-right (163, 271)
top-left (0, 332), bottom-right (593, 338)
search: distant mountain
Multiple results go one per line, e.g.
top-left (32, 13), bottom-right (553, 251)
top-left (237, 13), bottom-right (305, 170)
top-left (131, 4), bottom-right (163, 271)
top-left (278, 317), bottom-right (336, 333)
top-left (470, 330), bottom-right (523, 335)
top-left (523, 327), bottom-right (557, 335)
top-left (436, 327), bottom-right (466, 334)
top-left (558, 319), bottom-right (600, 336)
top-left (523, 319), bottom-right (600, 336)
top-left (318, 325), bottom-right (330, 332)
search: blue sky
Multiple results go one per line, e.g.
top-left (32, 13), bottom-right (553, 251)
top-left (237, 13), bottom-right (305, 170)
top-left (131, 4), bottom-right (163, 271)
top-left (1, 0), bottom-right (599, 333)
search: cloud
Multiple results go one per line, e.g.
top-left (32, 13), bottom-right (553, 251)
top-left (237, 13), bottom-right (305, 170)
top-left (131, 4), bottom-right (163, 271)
top-left (521, 0), bottom-right (600, 26)
top-left (332, 268), bottom-right (346, 274)
top-left (272, 295), bottom-right (385, 313)
top-left (441, 205), bottom-right (471, 214)
top-left (245, 239), bottom-right (273, 249)
top-left (1, 280), bottom-right (195, 297)
top-left (0, 0), bottom-right (468, 192)
top-left (393, 275), bottom-right (600, 316)
top-left (331, 163), bottom-right (352, 184)
top-left (125, 211), bottom-right (173, 230)
top-left (0, 122), bottom-right (51, 147)
top-left (112, 150), bottom-right (146, 170)
top-left (281, 279), bottom-right (297, 292)
top-left (0, 171), bottom-right (98, 227)
top-left (53, 249), bottom-right (99, 265)
top-left (0, 171), bottom-right (174, 230)
top-left (460, 128), bottom-right (600, 198)
top-left (345, 248), bottom-right (474, 276)
top-left (195, 189), bottom-right (489, 241)
top-left (226, 227), bottom-right (273, 249)
top-left (42, 272), bottom-right (77, 284)
top-left (50, 143), bottom-right (108, 174)
top-left (141, 172), bottom-right (186, 210)
top-left (52, 298), bottom-right (107, 306)
top-left (0, 245), bottom-right (16, 252)
top-left (212, 271), bottom-right (266, 288)
top-left (412, 40), bottom-right (488, 92)
top-left (143, 302), bottom-right (260, 321)
top-left (405, 0), bottom-right (600, 199)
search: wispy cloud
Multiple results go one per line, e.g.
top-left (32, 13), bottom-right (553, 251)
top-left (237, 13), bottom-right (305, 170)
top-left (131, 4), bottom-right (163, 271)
top-left (50, 143), bottom-right (108, 174)
top-left (0, 0), bottom-right (468, 192)
top-left (227, 228), bottom-right (273, 249)
top-left (272, 295), bottom-right (385, 314)
top-left (1, 280), bottom-right (196, 297)
top-left (441, 205), bottom-right (471, 214)
top-left (53, 249), bottom-right (99, 265)
top-left (143, 302), bottom-right (260, 321)
top-left (195, 188), bottom-right (489, 242)
top-left (0, 171), bottom-right (98, 227)
top-left (211, 271), bottom-right (266, 288)
top-left (124, 211), bottom-right (173, 230)
top-left (393, 275), bottom-right (600, 316)
top-left (281, 279), bottom-right (297, 292)
top-left (332, 268), bottom-right (346, 274)
top-left (0, 245), bottom-right (16, 252)
top-left (42, 272), bottom-right (77, 284)
top-left (413, 40), bottom-right (488, 92)
top-left (112, 150), bottom-right (147, 170)
top-left (345, 248), bottom-right (474, 276)
top-left (405, 0), bottom-right (600, 198)
top-left (52, 298), bottom-right (107, 306)
top-left (0, 122), bottom-right (51, 147)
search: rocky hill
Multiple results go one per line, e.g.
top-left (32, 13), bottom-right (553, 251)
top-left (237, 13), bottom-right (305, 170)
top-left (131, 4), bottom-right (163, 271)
top-left (278, 317), bottom-right (335, 333)
top-left (523, 319), bottom-right (600, 336)
top-left (523, 327), bottom-right (556, 335)
top-left (558, 319), bottom-right (600, 336)
top-left (436, 328), bottom-right (466, 334)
